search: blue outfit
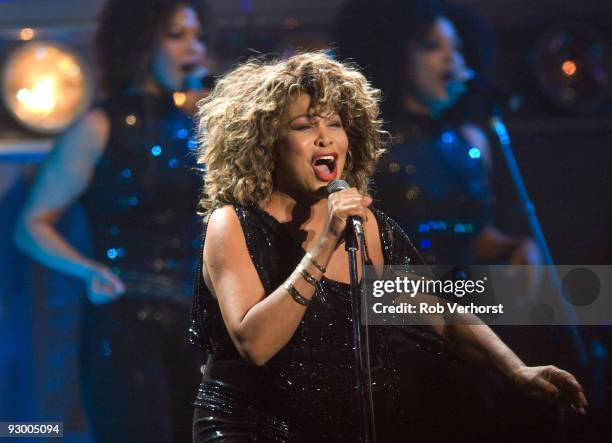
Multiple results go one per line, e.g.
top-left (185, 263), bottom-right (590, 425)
top-left (78, 92), bottom-right (202, 443)
top-left (373, 113), bottom-right (494, 266)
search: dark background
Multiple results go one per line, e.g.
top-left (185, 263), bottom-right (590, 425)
top-left (0, 0), bottom-right (610, 441)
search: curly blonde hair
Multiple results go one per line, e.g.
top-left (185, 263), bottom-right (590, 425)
top-left (196, 51), bottom-right (387, 212)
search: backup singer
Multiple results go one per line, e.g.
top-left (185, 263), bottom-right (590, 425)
top-left (16, 0), bottom-right (210, 440)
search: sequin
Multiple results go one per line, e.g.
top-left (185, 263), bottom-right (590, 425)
top-left (151, 145), bottom-right (162, 156)
top-left (79, 93), bottom-right (201, 294)
top-left (468, 147), bottom-right (481, 159)
top-left (372, 120), bottom-right (493, 267)
top-left (106, 248), bottom-right (118, 259)
top-left (190, 205), bottom-right (436, 440)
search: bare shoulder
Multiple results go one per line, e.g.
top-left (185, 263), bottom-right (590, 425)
top-left (46, 107), bottom-right (111, 167)
top-left (66, 108), bottom-right (110, 153)
top-left (203, 205), bottom-right (265, 312)
top-left (206, 205), bottom-right (242, 241)
top-left (204, 205), bottom-right (248, 267)
top-left (20, 107), bottom-right (112, 218)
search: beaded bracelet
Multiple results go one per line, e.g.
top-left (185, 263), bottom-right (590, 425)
top-left (305, 251), bottom-right (326, 274)
top-left (284, 281), bottom-right (311, 306)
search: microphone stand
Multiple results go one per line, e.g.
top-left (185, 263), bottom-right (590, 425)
top-left (488, 107), bottom-right (589, 365)
top-left (345, 219), bottom-right (376, 442)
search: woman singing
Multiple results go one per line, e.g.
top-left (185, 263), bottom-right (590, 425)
top-left (16, 0), bottom-right (209, 441)
top-left (190, 52), bottom-right (586, 442)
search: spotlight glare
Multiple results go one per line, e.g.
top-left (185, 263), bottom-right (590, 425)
top-left (173, 92), bottom-right (186, 107)
top-left (562, 60), bottom-right (577, 76)
top-left (19, 28), bottom-right (34, 41)
top-left (1, 41), bottom-right (93, 134)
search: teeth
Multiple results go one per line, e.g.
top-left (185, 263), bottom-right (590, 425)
top-left (317, 155), bottom-right (335, 162)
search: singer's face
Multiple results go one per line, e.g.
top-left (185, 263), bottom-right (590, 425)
top-left (405, 16), bottom-right (467, 112)
top-left (150, 6), bottom-right (207, 92)
top-left (274, 93), bottom-right (349, 197)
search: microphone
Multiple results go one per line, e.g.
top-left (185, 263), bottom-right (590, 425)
top-left (183, 66), bottom-right (215, 91)
top-left (460, 67), bottom-right (520, 113)
top-left (326, 179), bottom-right (364, 239)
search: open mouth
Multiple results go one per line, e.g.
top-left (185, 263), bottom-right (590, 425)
top-left (441, 71), bottom-right (454, 83)
top-left (312, 153), bottom-right (338, 181)
top-left (180, 63), bottom-right (197, 74)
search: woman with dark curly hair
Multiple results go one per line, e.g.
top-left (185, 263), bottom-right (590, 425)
top-left (15, 0), bottom-right (209, 441)
top-left (334, 0), bottom-right (541, 269)
top-left (189, 52), bottom-right (586, 442)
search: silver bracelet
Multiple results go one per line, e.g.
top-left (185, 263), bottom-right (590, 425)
top-left (283, 281), bottom-right (311, 306)
top-left (297, 264), bottom-right (319, 287)
top-left (305, 251), bottom-right (326, 274)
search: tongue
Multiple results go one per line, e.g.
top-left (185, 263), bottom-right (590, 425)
top-left (313, 163), bottom-right (336, 181)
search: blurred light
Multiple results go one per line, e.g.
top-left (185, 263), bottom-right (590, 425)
top-left (562, 60), bottom-right (577, 76)
top-left (187, 138), bottom-right (198, 150)
top-left (441, 131), bottom-right (456, 144)
top-left (106, 248), bottom-right (118, 260)
top-left (121, 168), bottom-right (132, 179)
top-left (125, 114), bottom-right (137, 126)
top-left (453, 223), bottom-right (474, 233)
top-left (418, 223), bottom-right (429, 233)
top-left (19, 28), bottom-right (34, 41)
top-left (388, 162), bottom-right (400, 173)
top-left (1, 41), bottom-right (93, 134)
top-left (534, 23), bottom-right (612, 112)
top-left (404, 164), bottom-right (416, 174)
top-left (420, 239), bottom-right (432, 249)
top-left (419, 221), bottom-right (448, 232)
top-left (173, 92), bottom-right (186, 107)
top-left (468, 147), bottom-right (481, 159)
top-left (151, 145), bottom-right (162, 156)
top-left (168, 158), bottom-right (179, 168)
top-left (128, 196), bottom-right (139, 206)
top-left (405, 186), bottom-right (420, 200)
top-left (282, 17), bottom-right (299, 30)
top-left (176, 128), bottom-right (188, 139)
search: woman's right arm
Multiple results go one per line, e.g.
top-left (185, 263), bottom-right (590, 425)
top-left (14, 109), bottom-right (125, 304)
top-left (204, 190), bottom-right (371, 366)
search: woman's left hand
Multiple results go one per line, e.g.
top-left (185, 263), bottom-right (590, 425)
top-left (511, 365), bottom-right (588, 414)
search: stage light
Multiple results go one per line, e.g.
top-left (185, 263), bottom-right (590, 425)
top-left (562, 60), bottom-right (577, 76)
top-left (19, 28), bottom-right (35, 41)
top-left (173, 91), bottom-right (186, 107)
top-left (534, 23), bottom-right (612, 112)
top-left (1, 41), bottom-right (93, 134)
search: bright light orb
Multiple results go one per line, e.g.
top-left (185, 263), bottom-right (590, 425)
top-left (1, 41), bottom-right (93, 134)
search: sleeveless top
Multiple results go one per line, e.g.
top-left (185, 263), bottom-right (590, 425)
top-left (189, 204), bottom-right (447, 441)
top-left (373, 113), bottom-right (494, 266)
top-left (79, 93), bottom-right (201, 298)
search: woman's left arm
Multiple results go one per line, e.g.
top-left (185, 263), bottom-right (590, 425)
top-left (432, 320), bottom-right (588, 414)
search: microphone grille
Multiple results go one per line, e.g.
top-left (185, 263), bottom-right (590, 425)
top-left (326, 179), bottom-right (349, 195)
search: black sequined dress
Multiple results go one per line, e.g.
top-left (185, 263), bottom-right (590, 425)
top-left (190, 205), bottom-right (450, 442)
top-left (78, 92), bottom-right (202, 442)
